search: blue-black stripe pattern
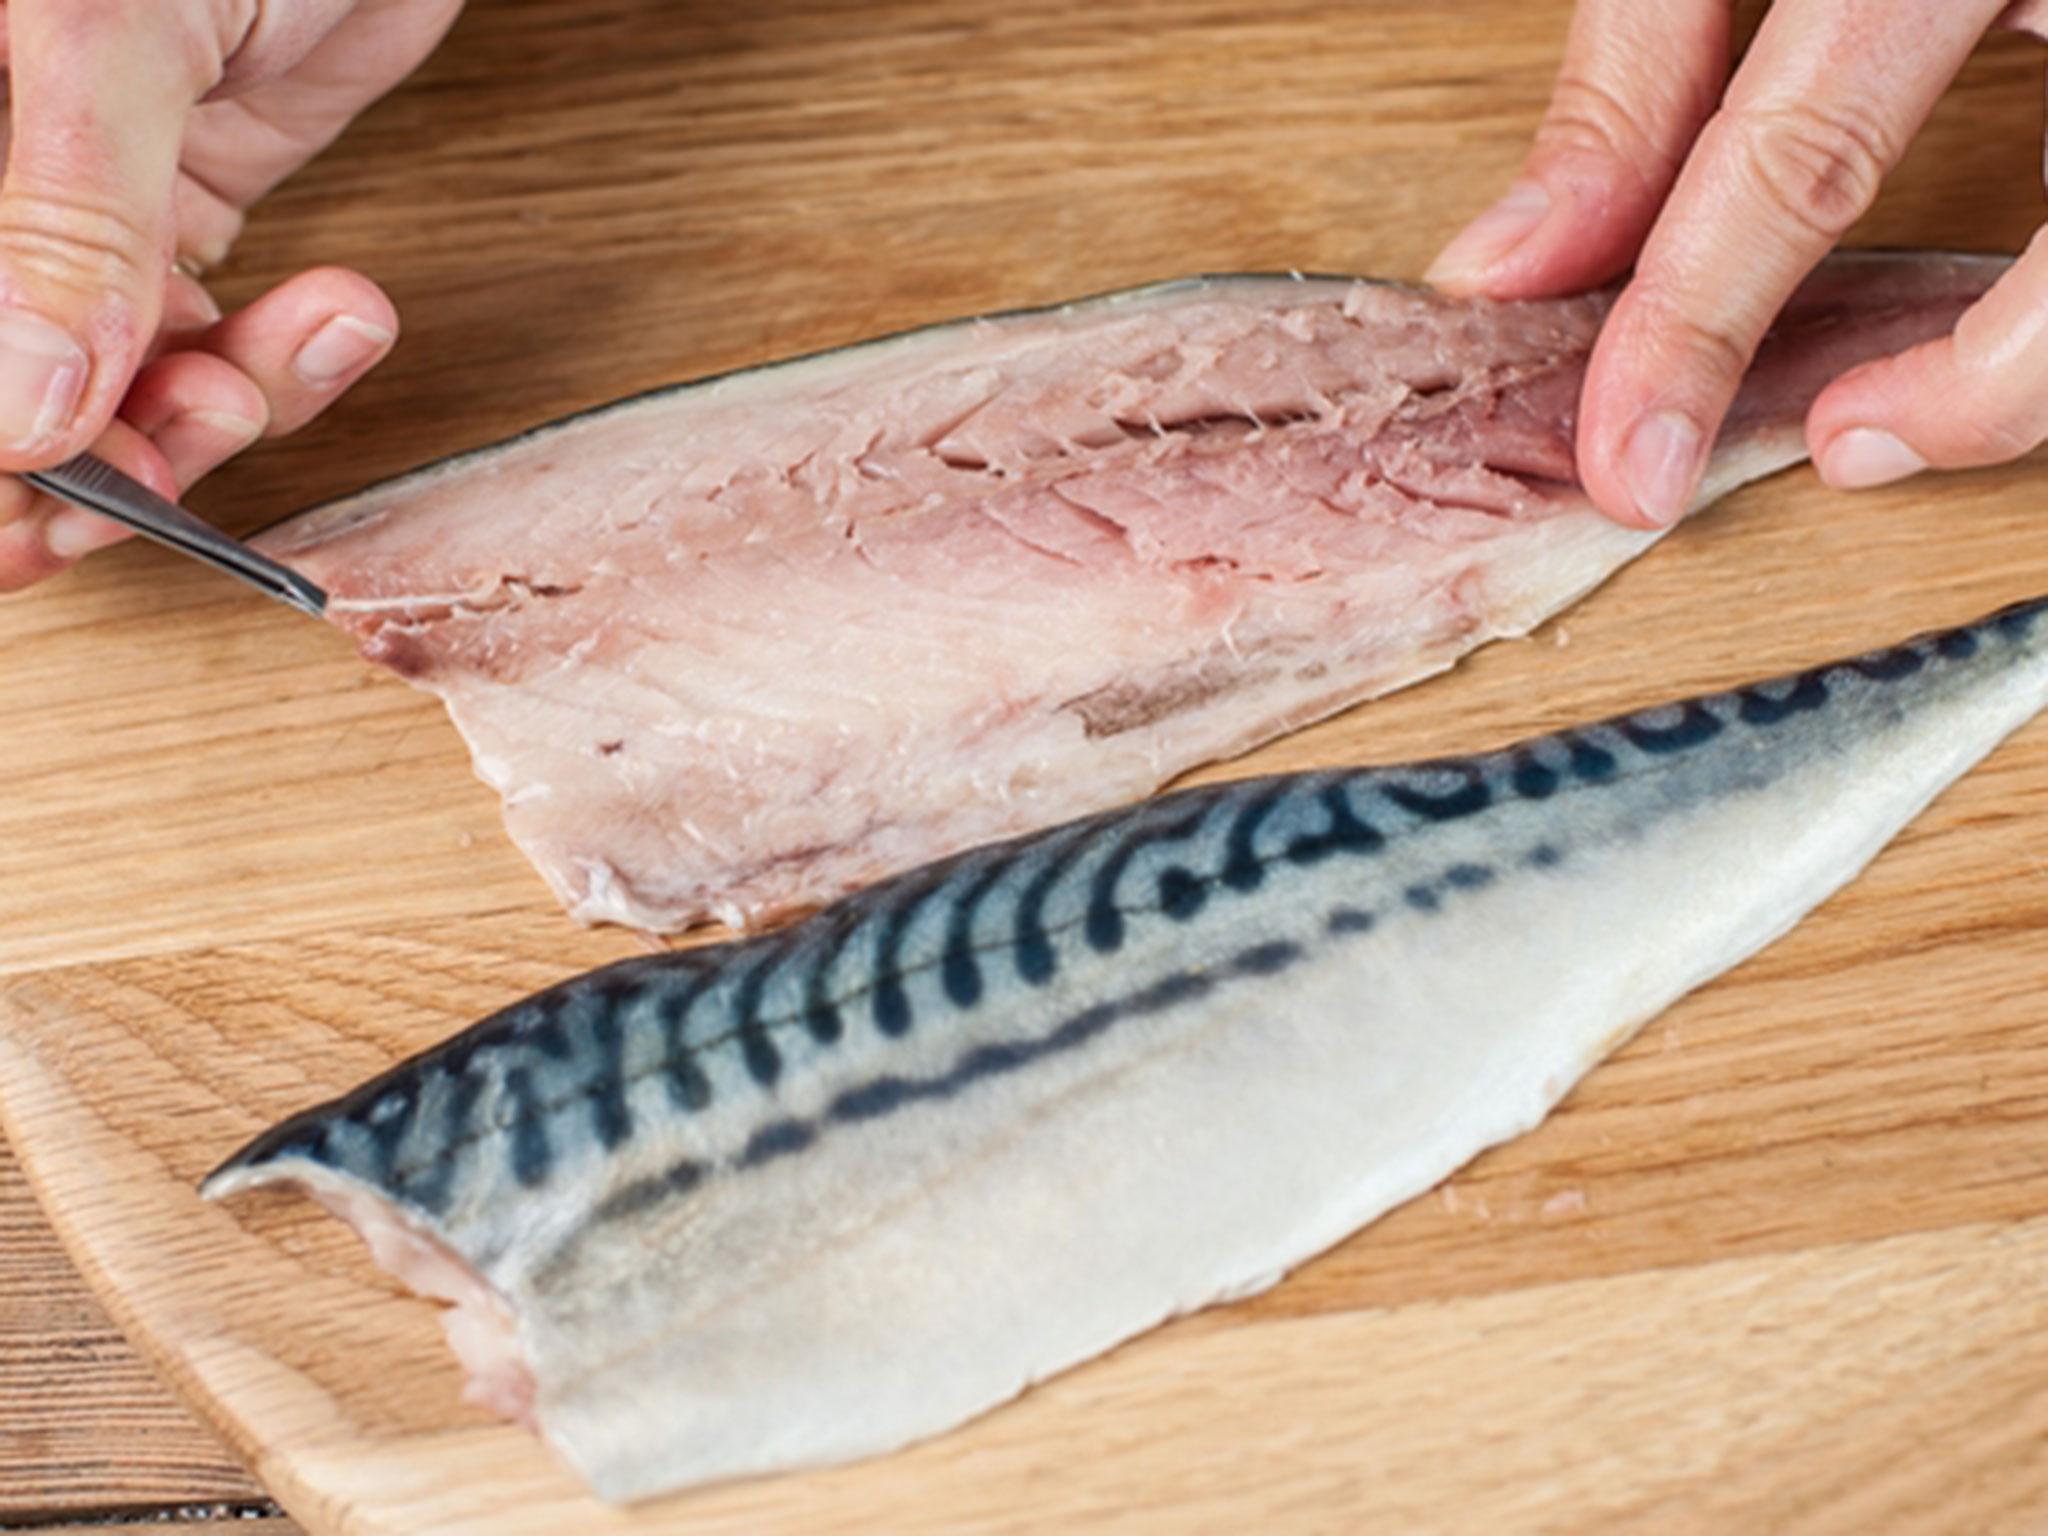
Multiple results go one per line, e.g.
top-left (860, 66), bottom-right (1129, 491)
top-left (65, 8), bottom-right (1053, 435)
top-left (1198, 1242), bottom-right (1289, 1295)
top-left (208, 596), bottom-right (2048, 1225)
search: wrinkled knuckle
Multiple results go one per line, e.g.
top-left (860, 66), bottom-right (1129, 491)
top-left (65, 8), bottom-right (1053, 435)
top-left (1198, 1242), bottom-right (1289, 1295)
top-left (1537, 74), bottom-right (1676, 185)
top-left (1634, 290), bottom-right (1752, 387)
top-left (1719, 102), bottom-right (1894, 243)
top-left (0, 186), bottom-right (159, 301)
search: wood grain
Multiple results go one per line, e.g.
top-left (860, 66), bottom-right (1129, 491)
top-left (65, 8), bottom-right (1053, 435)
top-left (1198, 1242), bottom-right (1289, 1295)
top-left (10, 958), bottom-right (2048, 1536)
top-left (5, 1), bottom-right (2048, 1530)
top-left (0, 1134), bottom-right (276, 1524)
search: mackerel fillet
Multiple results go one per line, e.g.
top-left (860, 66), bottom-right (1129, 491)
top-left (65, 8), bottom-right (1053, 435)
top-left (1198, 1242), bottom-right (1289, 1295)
top-left (255, 253), bottom-right (2003, 929)
top-left (207, 595), bottom-right (2048, 1503)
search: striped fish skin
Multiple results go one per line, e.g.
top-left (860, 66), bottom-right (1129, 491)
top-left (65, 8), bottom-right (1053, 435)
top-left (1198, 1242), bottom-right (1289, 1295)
top-left (207, 595), bottom-right (2048, 1503)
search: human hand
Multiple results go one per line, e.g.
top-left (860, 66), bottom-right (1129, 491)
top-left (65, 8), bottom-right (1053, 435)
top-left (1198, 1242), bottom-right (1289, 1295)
top-left (0, 0), bottom-right (465, 590)
top-left (1426, 1), bottom-right (2048, 529)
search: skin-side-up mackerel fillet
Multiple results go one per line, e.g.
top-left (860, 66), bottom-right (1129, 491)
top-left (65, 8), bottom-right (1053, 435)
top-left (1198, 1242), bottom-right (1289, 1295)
top-left (254, 252), bottom-right (2004, 931)
top-left (207, 594), bottom-right (2048, 1504)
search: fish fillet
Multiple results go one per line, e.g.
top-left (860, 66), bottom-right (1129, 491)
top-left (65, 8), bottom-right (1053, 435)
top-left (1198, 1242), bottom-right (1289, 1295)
top-left (255, 253), bottom-right (2003, 930)
top-left (206, 594), bottom-right (2048, 1503)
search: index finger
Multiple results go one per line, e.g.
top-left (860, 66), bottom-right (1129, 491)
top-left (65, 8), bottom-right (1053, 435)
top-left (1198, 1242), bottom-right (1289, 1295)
top-left (1577, 0), bottom-right (2003, 528)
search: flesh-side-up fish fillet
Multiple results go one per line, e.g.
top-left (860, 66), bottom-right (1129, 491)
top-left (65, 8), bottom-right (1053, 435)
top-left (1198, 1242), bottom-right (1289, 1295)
top-left (206, 595), bottom-right (2048, 1504)
top-left (256, 253), bottom-right (2003, 930)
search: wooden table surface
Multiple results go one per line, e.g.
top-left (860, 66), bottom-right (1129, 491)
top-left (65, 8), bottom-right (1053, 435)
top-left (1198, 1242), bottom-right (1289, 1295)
top-left (6, 2), bottom-right (2048, 1531)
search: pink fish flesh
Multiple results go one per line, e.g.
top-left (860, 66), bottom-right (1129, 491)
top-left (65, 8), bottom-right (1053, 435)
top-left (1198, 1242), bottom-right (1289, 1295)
top-left (256, 253), bottom-right (2003, 930)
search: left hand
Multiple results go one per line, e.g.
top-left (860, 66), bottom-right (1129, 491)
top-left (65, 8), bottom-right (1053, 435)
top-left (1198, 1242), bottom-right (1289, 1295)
top-left (0, 266), bottom-right (405, 587)
top-left (1426, 1), bottom-right (2048, 530)
top-left (0, 0), bottom-right (466, 591)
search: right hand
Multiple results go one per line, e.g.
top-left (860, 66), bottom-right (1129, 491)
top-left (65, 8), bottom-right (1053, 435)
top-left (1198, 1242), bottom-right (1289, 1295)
top-left (1426, 1), bottom-right (2048, 530)
top-left (0, 0), bottom-right (468, 592)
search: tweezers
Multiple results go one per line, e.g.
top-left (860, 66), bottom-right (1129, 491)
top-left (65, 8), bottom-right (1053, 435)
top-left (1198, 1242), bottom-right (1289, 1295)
top-left (22, 452), bottom-right (328, 617)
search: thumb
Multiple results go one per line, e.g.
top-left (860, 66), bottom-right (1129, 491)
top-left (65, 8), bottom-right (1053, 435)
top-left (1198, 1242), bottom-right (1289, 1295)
top-left (0, 0), bottom-right (215, 467)
top-left (1808, 229), bottom-right (2048, 489)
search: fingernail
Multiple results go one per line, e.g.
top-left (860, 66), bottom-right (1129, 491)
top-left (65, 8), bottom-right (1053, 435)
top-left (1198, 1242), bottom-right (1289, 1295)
top-left (43, 506), bottom-right (129, 561)
top-left (0, 308), bottom-right (87, 453)
top-left (181, 408), bottom-right (265, 453)
top-left (1622, 410), bottom-right (1704, 528)
top-left (292, 314), bottom-right (395, 385)
top-left (186, 280), bottom-right (223, 326)
top-left (1819, 427), bottom-right (1926, 490)
top-left (1424, 180), bottom-right (1552, 288)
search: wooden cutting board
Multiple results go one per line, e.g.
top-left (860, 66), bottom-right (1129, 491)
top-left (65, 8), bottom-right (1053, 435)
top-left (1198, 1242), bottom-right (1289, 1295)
top-left (8, 3), bottom-right (2048, 1530)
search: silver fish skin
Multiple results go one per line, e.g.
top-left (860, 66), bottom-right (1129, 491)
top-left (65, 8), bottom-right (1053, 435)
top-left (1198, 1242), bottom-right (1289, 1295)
top-left (207, 594), bottom-right (2048, 1503)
